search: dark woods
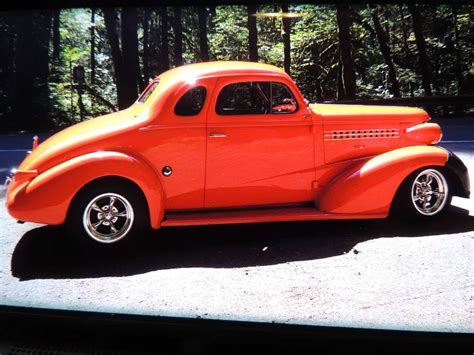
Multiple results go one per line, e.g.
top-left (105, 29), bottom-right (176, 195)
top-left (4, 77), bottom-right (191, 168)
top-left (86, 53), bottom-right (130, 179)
top-left (0, 4), bottom-right (472, 132)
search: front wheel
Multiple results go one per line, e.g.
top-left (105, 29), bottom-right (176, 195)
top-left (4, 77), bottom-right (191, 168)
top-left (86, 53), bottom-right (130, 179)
top-left (392, 167), bottom-right (451, 218)
top-left (82, 192), bottom-right (135, 243)
top-left (67, 182), bottom-right (148, 248)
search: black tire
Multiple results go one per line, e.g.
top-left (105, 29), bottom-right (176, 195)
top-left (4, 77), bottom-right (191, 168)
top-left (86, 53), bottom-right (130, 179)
top-left (66, 180), bottom-right (149, 249)
top-left (391, 166), bottom-right (452, 219)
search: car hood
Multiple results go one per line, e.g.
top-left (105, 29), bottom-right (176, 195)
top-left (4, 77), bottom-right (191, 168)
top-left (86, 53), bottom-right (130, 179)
top-left (309, 103), bottom-right (430, 124)
top-left (18, 106), bottom-right (144, 173)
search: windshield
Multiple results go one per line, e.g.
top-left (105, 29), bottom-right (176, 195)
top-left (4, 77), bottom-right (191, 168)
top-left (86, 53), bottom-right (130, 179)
top-left (137, 80), bottom-right (160, 103)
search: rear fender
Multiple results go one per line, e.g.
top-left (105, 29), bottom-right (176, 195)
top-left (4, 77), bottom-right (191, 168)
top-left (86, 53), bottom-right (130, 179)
top-left (8, 151), bottom-right (165, 228)
top-left (318, 146), bottom-right (449, 215)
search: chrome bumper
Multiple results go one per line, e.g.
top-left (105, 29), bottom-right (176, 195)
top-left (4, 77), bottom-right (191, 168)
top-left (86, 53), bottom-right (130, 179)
top-left (2, 169), bottom-right (16, 197)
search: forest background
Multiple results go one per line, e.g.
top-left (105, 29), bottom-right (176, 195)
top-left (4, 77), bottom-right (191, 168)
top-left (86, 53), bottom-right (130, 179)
top-left (0, 3), bottom-right (472, 132)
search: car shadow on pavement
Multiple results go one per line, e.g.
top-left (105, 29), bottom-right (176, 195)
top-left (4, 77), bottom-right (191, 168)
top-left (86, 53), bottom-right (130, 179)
top-left (11, 205), bottom-right (474, 281)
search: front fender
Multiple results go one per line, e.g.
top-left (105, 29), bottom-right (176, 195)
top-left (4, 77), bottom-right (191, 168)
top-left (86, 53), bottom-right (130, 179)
top-left (7, 151), bottom-right (165, 228)
top-left (318, 146), bottom-right (449, 215)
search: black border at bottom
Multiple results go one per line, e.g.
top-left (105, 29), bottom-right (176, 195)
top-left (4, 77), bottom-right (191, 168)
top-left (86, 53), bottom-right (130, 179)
top-left (0, 305), bottom-right (472, 354)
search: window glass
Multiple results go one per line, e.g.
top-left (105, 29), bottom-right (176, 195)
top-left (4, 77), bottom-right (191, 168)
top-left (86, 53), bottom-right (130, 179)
top-left (216, 82), bottom-right (270, 115)
top-left (137, 81), bottom-right (159, 103)
top-left (216, 81), bottom-right (297, 115)
top-left (271, 82), bottom-right (298, 114)
top-left (174, 86), bottom-right (207, 116)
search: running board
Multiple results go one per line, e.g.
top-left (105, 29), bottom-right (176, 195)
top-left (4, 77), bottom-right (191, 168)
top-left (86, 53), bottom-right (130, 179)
top-left (161, 207), bottom-right (386, 227)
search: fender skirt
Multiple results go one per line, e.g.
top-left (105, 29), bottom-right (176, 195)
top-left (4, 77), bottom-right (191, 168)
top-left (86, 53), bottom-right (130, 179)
top-left (318, 146), bottom-right (450, 215)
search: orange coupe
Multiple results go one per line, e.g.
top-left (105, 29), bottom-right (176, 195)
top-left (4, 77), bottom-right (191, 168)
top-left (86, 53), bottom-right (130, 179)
top-left (6, 61), bottom-right (470, 246)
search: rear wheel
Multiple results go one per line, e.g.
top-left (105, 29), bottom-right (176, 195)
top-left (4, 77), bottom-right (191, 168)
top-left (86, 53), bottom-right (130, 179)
top-left (67, 181), bottom-right (148, 248)
top-left (392, 167), bottom-right (451, 218)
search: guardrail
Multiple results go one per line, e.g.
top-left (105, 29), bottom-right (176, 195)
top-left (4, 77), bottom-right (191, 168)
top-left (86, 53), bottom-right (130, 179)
top-left (323, 95), bottom-right (474, 107)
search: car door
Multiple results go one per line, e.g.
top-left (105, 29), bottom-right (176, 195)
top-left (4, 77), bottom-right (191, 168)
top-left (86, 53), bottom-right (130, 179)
top-left (140, 77), bottom-right (215, 210)
top-left (205, 75), bottom-right (316, 208)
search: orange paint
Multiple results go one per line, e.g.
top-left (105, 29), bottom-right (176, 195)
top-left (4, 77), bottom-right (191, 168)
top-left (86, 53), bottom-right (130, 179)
top-left (5, 61), bottom-right (465, 229)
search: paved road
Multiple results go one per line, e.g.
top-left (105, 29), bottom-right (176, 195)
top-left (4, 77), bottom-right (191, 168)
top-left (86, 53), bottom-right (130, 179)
top-left (1, 142), bottom-right (473, 333)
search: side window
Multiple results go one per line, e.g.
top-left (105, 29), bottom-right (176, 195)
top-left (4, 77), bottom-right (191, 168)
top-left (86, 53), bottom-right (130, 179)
top-left (271, 82), bottom-right (297, 114)
top-left (216, 82), bottom-right (271, 115)
top-left (216, 81), bottom-right (297, 115)
top-left (174, 86), bottom-right (207, 116)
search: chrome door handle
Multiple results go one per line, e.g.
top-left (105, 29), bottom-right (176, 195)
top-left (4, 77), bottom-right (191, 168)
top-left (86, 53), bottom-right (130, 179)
top-left (209, 133), bottom-right (227, 138)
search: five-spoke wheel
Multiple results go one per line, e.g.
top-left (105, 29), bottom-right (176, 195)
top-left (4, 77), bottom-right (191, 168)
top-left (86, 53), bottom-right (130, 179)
top-left (83, 193), bottom-right (134, 243)
top-left (410, 168), bottom-right (449, 216)
top-left (67, 179), bottom-right (148, 248)
top-left (392, 166), bottom-right (451, 218)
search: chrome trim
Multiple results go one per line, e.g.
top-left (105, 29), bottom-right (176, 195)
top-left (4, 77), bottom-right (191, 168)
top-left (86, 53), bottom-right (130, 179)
top-left (411, 169), bottom-right (448, 216)
top-left (324, 128), bottom-right (400, 140)
top-left (82, 192), bottom-right (134, 244)
top-left (3, 167), bottom-right (17, 191)
top-left (139, 123), bottom-right (206, 131)
top-left (162, 166), bottom-right (173, 176)
top-left (4, 175), bottom-right (13, 190)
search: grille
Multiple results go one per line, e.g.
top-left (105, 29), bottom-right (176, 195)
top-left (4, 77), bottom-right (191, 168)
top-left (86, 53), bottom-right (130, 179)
top-left (324, 129), bottom-right (400, 140)
top-left (3, 344), bottom-right (153, 355)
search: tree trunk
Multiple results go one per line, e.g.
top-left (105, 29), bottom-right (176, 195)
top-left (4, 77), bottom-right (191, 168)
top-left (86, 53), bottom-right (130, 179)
top-left (121, 7), bottom-right (141, 99)
top-left (398, 5), bottom-right (411, 68)
top-left (173, 7), bottom-right (183, 66)
top-left (451, 4), bottom-right (464, 92)
top-left (142, 10), bottom-right (150, 87)
top-left (11, 11), bottom-right (34, 130)
top-left (460, 60), bottom-right (474, 95)
top-left (198, 6), bottom-right (209, 62)
top-left (52, 9), bottom-right (60, 64)
top-left (103, 8), bottom-right (127, 109)
top-left (336, 4), bottom-right (356, 100)
top-left (208, 5), bottom-right (216, 32)
top-left (159, 7), bottom-right (170, 72)
top-left (281, 4), bottom-right (291, 75)
top-left (371, 6), bottom-right (401, 97)
top-left (35, 11), bottom-right (53, 86)
top-left (1, 15), bottom-right (16, 124)
top-left (77, 87), bottom-right (86, 121)
top-left (90, 9), bottom-right (96, 85)
top-left (35, 10), bottom-right (53, 129)
top-left (430, 5), bottom-right (441, 94)
top-left (247, 4), bottom-right (258, 62)
top-left (383, 10), bottom-right (391, 46)
top-left (337, 60), bottom-right (344, 100)
top-left (408, 3), bottom-right (433, 96)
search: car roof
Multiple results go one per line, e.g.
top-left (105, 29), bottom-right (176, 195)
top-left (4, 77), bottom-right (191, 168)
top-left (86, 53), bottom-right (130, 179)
top-left (157, 61), bottom-right (288, 83)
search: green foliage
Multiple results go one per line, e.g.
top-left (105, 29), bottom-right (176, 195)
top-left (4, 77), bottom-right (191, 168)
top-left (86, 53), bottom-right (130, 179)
top-left (291, 4), bottom-right (339, 101)
top-left (209, 6), bottom-right (249, 61)
top-left (49, 8), bottom-right (118, 127)
top-left (0, 3), bottom-right (473, 131)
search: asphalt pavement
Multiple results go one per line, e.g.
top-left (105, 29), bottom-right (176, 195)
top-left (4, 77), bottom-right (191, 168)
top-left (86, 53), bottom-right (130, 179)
top-left (0, 121), bottom-right (473, 334)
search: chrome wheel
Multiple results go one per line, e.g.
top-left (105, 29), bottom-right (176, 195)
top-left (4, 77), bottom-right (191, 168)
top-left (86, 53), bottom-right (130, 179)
top-left (82, 193), bottom-right (134, 243)
top-left (411, 169), bottom-right (448, 216)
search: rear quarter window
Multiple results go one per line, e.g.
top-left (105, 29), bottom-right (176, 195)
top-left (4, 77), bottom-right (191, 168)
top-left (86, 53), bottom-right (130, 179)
top-left (174, 86), bottom-right (207, 116)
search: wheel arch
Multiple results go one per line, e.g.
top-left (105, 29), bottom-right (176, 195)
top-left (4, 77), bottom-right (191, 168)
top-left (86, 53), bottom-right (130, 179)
top-left (10, 151), bottom-right (165, 228)
top-left (60, 152), bottom-right (166, 229)
top-left (444, 151), bottom-right (470, 198)
top-left (67, 175), bottom-right (151, 227)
